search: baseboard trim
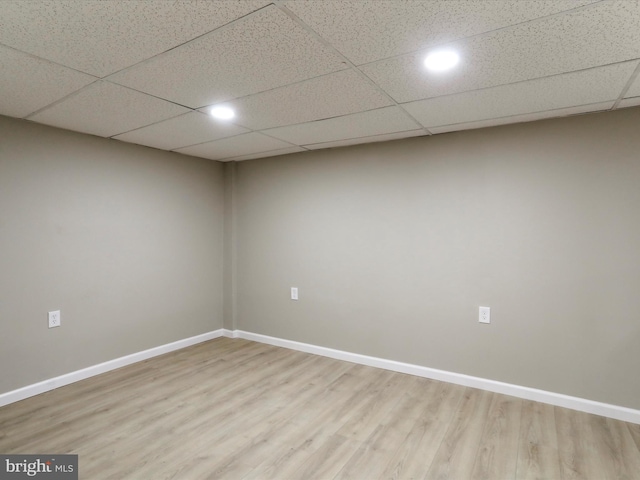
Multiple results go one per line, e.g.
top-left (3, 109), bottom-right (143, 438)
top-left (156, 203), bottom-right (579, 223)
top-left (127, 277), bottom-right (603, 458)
top-left (222, 328), bottom-right (238, 338)
top-left (229, 330), bottom-right (640, 425)
top-left (0, 329), bottom-right (224, 408)
top-left (4, 328), bottom-right (638, 425)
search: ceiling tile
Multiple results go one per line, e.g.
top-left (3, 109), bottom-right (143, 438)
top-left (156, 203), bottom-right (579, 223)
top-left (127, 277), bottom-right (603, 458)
top-left (0, 45), bottom-right (96, 118)
top-left (174, 133), bottom-right (294, 161)
top-left (0, 0), bottom-right (269, 77)
top-left (28, 81), bottom-right (189, 138)
top-left (361, 1), bottom-right (640, 103)
top-left (617, 97), bottom-right (640, 109)
top-left (2, 0), bottom-right (637, 162)
top-left (304, 129), bottom-right (426, 150)
top-left (624, 73), bottom-right (640, 98)
top-left (284, 0), bottom-right (597, 65)
top-left (264, 106), bottom-right (421, 145)
top-left (109, 6), bottom-right (347, 108)
top-left (403, 62), bottom-right (638, 128)
top-left (428, 101), bottom-right (614, 134)
top-left (113, 112), bottom-right (248, 151)
top-left (212, 69), bottom-right (393, 130)
top-left (225, 146), bottom-right (307, 162)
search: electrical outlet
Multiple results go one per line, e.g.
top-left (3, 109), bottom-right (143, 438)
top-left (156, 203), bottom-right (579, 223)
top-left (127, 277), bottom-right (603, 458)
top-left (291, 287), bottom-right (299, 300)
top-left (479, 306), bottom-right (490, 324)
top-left (48, 310), bottom-right (61, 328)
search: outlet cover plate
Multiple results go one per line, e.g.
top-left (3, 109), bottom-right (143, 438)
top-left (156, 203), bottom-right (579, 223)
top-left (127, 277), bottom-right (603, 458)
top-left (48, 310), bottom-right (61, 328)
top-left (479, 306), bottom-right (490, 324)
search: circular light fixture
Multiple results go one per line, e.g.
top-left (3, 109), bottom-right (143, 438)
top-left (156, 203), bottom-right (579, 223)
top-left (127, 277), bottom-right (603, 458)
top-left (424, 50), bottom-right (460, 72)
top-left (209, 105), bottom-right (235, 120)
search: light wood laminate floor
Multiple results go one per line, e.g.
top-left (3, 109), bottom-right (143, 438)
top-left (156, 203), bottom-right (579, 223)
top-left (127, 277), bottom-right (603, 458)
top-left (1, 337), bottom-right (639, 479)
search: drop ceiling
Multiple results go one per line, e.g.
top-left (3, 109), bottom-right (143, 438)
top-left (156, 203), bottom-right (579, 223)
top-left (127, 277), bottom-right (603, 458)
top-left (1, 0), bottom-right (639, 162)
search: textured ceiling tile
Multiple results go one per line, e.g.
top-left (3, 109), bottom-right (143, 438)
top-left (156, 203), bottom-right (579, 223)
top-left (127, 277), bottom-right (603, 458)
top-left (113, 112), bottom-right (248, 151)
top-left (624, 73), bottom-right (640, 98)
top-left (0, 0), bottom-right (269, 77)
top-left (2, 0), bottom-right (637, 162)
top-left (361, 0), bottom-right (640, 103)
top-left (212, 70), bottom-right (393, 130)
top-left (303, 129), bottom-right (426, 150)
top-left (225, 146), bottom-right (307, 162)
top-left (617, 97), bottom-right (640, 109)
top-left (0, 45), bottom-right (96, 118)
top-left (284, 0), bottom-right (597, 65)
top-left (428, 101), bottom-right (614, 134)
top-left (28, 81), bottom-right (189, 138)
top-left (174, 133), bottom-right (294, 161)
top-left (109, 6), bottom-right (347, 108)
top-left (403, 62), bottom-right (638, 128)
top-left (263, 106), bottom-right (421, 145)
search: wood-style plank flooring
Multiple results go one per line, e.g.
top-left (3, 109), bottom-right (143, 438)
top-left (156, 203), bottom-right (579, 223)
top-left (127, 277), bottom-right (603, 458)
top-left (1, 337), bottom-right (639, 479)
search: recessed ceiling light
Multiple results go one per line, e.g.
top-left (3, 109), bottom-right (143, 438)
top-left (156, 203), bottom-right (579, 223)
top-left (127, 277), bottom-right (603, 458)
top-left (209, 105), bottom-right (235, 120)
top-left (424, 50), bottom-right (460, 72)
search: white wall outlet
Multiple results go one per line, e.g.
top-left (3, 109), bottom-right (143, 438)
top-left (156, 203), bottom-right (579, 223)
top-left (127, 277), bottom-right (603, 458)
top-left (291, 287), bottom-right (299, 300)
top-left (48, 310), bottom-right (61, 328)
top-left (479, 306), bottom-right (490, 324)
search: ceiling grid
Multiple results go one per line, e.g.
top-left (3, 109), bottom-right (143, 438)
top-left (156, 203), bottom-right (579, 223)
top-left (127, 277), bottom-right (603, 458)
top-left (1, 0), bottom-right (638, 161)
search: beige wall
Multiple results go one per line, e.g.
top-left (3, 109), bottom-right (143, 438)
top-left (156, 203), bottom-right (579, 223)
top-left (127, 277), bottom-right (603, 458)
top-left (2, 107), bottom-right (639, 411)
top-left (235, 107), bottom-right (640, 410)
top-left (223, 162), bottom-right (238, 331)
top-left (0, 116), bottom-right (225, 394)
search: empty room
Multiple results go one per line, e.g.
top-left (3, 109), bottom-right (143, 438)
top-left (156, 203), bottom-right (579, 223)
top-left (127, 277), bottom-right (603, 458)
top-left (1, 1), bottom-right (640, 479)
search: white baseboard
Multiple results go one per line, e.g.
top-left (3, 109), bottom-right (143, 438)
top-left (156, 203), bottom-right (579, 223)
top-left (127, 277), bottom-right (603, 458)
top-left (4, 328), bottom-right (638, 425)
top-left (0, 329), bottom-right (224, 408)
top-left (222, 328), bottom-right (238, 338)
top-left (228, 330), bottom-right (640, 425)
